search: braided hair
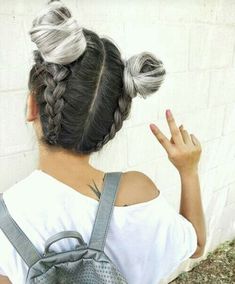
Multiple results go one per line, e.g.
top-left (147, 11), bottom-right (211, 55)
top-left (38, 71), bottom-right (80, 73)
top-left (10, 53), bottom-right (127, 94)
top-left (28, 0), bottom-right (166, 155)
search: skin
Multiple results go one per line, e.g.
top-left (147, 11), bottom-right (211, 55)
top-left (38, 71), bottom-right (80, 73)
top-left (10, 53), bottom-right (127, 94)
top-left (26, 93), bottom-right (118, 203)
top-left (24, 92), bottom-right (159, 207)
top-left (0, 97), bottom-right (205, 283)
top-left (0, 278), bottom-right (10, 284)
top-left (150, 109), bottom-right (206, 258)
top-left (1, 93), bottom-right (154, 283)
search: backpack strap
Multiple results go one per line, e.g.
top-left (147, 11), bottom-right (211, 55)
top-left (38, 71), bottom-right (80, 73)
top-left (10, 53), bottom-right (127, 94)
top-left (88, 171), bottom-right (122, 251)
top-left (0, 193), bottom-right (42, 267)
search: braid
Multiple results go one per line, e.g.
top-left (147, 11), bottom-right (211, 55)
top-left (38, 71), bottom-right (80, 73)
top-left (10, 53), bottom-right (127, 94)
top-left (43, 63), bottom-right (71, 144)
top-left (94, 91), bottom-right (132, 152)
top-left (32, 50), bottom-right (71, 145)
top-left (28, 1), bottom-right (166, 155)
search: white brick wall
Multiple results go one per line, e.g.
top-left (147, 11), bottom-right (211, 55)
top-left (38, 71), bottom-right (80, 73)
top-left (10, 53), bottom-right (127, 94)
top-left (0, 0), bottom-right (235, 283)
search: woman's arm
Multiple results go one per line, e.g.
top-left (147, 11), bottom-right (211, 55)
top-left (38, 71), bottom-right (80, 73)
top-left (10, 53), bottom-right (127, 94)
top-left (150, 109), bottom-right (207, 258)
top-left (179, 169), bottom-right (206, 258)
top-left (0, 275), bottom-right (11, 284)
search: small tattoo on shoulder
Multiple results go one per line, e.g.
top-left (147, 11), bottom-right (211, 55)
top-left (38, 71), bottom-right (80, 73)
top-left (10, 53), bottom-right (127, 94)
top-left (87, 177), bottom-right (129, 207)
top-left (87, 179), bottom-right (101, 200)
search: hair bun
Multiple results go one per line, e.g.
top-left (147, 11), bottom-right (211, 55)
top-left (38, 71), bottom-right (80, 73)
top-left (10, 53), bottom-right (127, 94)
top-left (123, 52), bottom-right (166, 99)
top-left (29, 0), bottom-right (87, 65)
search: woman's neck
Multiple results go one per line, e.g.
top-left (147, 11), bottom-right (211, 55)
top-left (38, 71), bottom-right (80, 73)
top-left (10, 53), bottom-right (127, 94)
top-left (37, 143), bottom-right (98, 182)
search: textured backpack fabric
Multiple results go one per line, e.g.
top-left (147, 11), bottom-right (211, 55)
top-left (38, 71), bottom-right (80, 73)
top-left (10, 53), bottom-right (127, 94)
top-left (0, 171), bottom-right (128, 283)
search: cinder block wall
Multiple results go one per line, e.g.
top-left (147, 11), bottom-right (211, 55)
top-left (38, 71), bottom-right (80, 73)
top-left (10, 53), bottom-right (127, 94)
top-left (0, 1), bottom-right (234, 282)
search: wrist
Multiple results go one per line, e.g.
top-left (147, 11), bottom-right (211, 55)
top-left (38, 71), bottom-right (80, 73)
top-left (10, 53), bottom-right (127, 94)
top-left (179, 167), bottom-right (199, 178)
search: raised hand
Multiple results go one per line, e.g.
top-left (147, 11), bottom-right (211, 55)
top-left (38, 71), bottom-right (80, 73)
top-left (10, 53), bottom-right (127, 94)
top-left (149, 109), bottom-right (202, 174)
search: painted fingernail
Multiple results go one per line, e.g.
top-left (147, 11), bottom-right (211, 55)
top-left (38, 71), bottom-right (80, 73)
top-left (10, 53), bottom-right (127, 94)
top-left (166, 109), bottom-right (171, 118)
top-left (150, 124), bottom-right (158, 131)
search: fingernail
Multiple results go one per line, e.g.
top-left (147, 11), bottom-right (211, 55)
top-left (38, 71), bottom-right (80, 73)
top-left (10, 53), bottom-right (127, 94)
top-left (150, 124), bottom-right (158, 131)
top-left (166, 109), bottom-right (172, 118)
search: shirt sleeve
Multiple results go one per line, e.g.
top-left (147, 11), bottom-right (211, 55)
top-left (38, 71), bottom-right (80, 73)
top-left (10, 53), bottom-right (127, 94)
top-left (167, 212), bottom-right (198, 262)
top-left (153, 193), bottom-right (198, 279)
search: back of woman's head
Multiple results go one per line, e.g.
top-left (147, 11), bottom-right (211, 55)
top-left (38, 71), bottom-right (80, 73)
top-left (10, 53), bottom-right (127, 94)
top-left (28, 0), bottom-right (166, 155)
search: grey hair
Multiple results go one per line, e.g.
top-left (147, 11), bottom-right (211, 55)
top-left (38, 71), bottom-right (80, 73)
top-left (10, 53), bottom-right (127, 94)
top-left (29, 0), bottom-right (87, 65)
top-left (28, 0), bottom-right (166, 152)
top-left (124, 52), bottom-right (166, 99)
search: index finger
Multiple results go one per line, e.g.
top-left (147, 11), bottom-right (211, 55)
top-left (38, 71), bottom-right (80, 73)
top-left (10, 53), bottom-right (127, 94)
top-left (150, 124), bottom-right (173, 154)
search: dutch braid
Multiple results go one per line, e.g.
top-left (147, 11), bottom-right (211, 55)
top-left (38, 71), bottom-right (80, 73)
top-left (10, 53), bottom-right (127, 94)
top-left (87, 37), bottom-right (132, 153)
top-left (43, 62), bottom-right (71, 144)
top-left (93, 51), bottom-right (166, 152)
top-left (29, 0), bottom-right (86, 145)
top-left (93, 92), bottom-right (132, 152)
top-left (28, 0), bottom-right (166, 154)
top-left (33, 50), bottom-right (71, 145)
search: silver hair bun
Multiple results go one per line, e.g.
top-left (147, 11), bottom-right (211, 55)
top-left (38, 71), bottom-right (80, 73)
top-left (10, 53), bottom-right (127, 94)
top-left (123, 52), bottom-right (166, 99)
top-left (29, 0), bottom-right (87, 65)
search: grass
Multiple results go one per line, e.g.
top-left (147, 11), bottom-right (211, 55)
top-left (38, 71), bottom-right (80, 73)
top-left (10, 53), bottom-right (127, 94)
top-left (170, 238), bottom-right (235, 284)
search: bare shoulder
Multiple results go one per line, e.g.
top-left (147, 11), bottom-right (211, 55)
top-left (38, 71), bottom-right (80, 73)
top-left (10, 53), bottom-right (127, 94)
top-left (0, 275), bottom-right (11, 284)
top-left (115, 171), bottom-right (160, 206)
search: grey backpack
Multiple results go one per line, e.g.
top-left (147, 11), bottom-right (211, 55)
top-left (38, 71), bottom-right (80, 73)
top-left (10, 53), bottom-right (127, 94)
top-left (0, 171), bottom-right (128, 283)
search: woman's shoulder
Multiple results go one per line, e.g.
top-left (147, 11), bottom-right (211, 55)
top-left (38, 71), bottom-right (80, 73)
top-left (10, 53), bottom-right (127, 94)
top-left (116, 171), bottom-right (160, 207)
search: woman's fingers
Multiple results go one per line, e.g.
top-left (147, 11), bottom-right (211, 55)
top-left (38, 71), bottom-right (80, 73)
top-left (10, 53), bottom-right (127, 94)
top-left (166, 110), bottom-right (184, 146)
top-left (170, 137), bottom-right (175, 144)
top-left (150, 124), bottom-right (173, 154)
top-left (179, 125), bottom-right (193, 145)
top-left (150, 110), bottom-right (199, 155)
top-left (179, 126), bottom-right (202, 151)
top-left (191, 134), bottom-right (202, 150)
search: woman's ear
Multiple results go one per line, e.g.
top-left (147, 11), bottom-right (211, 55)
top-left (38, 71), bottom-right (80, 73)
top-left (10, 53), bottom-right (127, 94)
top-left (26, 92), bottom-right (39, 122)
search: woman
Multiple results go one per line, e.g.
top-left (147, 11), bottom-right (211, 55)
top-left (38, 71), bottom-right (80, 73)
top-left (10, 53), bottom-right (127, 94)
top-left (0, 1), bottom-right (206, 283)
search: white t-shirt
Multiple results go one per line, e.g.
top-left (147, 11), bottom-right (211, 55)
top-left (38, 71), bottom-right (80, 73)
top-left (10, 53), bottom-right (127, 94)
top-left (0, 169), bottom-right (197, 284)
